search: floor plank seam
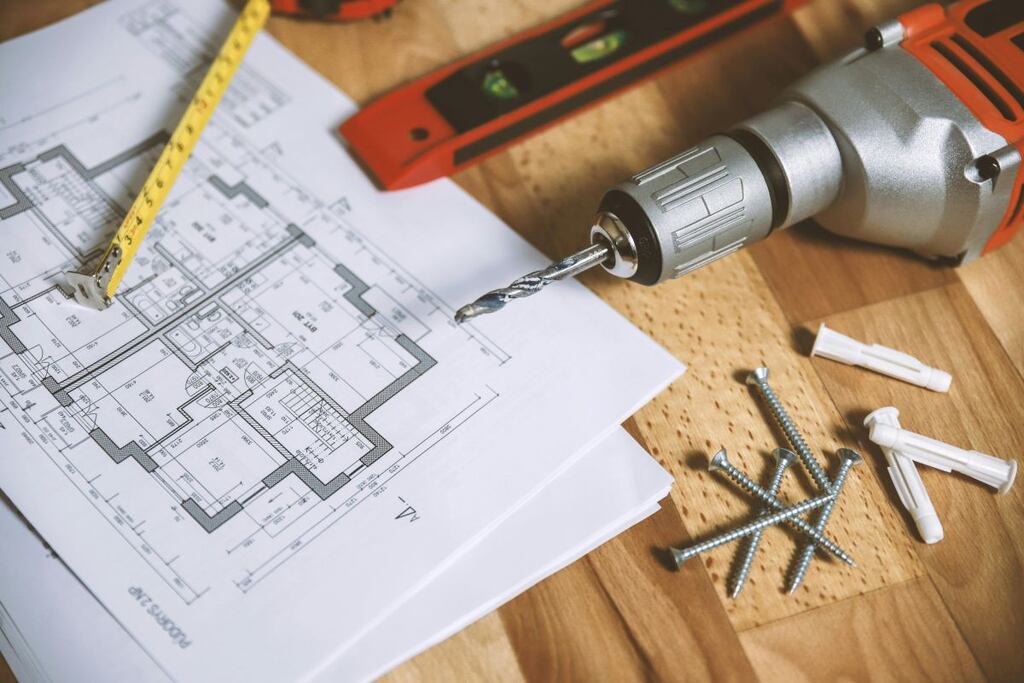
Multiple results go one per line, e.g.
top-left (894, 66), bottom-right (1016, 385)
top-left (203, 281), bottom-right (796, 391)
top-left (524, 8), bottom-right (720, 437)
top-left (583, 556), bottom-right (661, 681)
top-left (917, 569), bottom-right (992, 682)
top-left (733, 574), bottom-right (923, 635)
top-left (803, 345), bottom-right (918, 516)
top-left (950, 272), bottom-right (1024, 394)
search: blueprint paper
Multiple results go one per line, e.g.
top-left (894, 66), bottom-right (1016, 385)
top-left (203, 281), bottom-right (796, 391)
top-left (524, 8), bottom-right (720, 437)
top-left (0, 1), bottom-right (683, 681)
top-left (0, 430), bottom-right (668, 683)
top-left (0, 495), bottom-right (173, 683)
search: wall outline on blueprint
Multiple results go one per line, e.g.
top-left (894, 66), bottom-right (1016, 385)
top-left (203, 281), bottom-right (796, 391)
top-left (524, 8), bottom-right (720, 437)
top-left (0, 0), bottom-right (509, 604)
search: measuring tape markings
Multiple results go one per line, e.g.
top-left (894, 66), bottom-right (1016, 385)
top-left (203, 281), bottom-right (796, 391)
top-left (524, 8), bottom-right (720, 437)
top-left (67, 0), bottom-right (272, 309)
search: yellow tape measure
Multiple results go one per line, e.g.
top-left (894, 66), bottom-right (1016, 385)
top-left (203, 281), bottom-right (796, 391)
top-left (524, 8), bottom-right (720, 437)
top-left (66, 0), bottom-right (272, 310)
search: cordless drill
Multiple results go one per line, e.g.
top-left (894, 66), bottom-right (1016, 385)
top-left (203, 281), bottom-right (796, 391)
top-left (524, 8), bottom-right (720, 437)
top-left (457, 0), bottom-right (1024, 321)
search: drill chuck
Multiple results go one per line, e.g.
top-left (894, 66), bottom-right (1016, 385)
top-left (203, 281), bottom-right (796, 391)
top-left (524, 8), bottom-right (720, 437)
top-left (456, 1), bottom-right (1024, 323)
top-left (591, 15), bottom-right (1022, 286)
top-left (592, 101), bottom-right (842, 286)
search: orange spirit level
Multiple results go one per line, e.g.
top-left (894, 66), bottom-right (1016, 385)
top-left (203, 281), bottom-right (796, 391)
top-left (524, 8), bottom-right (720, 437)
top-left (341, 0), bottom-right (809, 190)
top-left (270, 0), bottom-right (399, 21)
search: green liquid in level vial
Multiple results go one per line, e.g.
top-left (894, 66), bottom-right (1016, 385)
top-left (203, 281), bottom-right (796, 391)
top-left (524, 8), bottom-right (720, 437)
top-left (570, 29), bottom-right (628, 64)
top-left (482, 68), bottom-right (521, 99)
top-left (669, 0), bottom-right (710, 14)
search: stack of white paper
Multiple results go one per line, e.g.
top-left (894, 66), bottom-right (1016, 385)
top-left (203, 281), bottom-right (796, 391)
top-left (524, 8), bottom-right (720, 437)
top-left (0, 2), bottom-right (683, 681)
top-left (1, 429), bottom-right (672, 682)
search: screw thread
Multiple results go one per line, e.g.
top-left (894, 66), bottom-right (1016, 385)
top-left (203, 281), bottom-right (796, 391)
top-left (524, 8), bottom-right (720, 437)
top-left (716, 459), bottom-right (854, 565)
top-left (729, 456), bottom-right (790, 598)
top-left (672, 493), bottom-right (834, 567)
top-left (786, 453), bottom-right (859, 593)
top-left (751, 377), bottom-right (831, 492)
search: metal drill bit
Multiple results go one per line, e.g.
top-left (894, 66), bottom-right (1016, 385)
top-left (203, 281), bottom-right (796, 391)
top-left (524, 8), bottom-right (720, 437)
top-left (455, 242), bottom-right (611, 323)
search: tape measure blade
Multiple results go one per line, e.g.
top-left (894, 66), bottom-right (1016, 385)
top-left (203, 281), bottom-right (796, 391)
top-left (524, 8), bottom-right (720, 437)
top-left (65, 0), bottom-right (271, 310)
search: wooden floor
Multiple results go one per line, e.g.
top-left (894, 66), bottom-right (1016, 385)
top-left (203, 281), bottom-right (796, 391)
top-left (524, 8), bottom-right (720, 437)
top-left (3, 1), bottom-right (1022, 681)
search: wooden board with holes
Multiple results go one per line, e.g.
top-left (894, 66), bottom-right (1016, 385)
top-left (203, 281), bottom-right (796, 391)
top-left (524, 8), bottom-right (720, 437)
top-left (1, 1), bottom-right (1021, 682)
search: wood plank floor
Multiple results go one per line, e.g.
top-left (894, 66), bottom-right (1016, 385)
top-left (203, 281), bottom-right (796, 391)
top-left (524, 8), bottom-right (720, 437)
top-left (2, 1), bottom-right (1021, 681)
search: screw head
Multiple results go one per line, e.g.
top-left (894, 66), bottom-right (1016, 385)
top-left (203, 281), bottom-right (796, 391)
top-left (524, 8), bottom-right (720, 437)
top-left (864, 27), bottom-right (884, 51)
top-left (772, 447), bottom-right (798, 468)
top-left (837, 448), bottom-right (863, 466)
top-left (976, 155), bottom-right (1000, 181)
top-left (746, 367), bottom-right (769, 386)
top-left (708, 448), bottom-right (729, 472)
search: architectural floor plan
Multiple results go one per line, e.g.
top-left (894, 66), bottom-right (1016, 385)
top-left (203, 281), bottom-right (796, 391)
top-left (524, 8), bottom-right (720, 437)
top-left (0, 73), bottom-right (508, 599)
top-left (0, 98), bottom-right (512, 602)
top-left (0, 1), bottom-right (680, 680)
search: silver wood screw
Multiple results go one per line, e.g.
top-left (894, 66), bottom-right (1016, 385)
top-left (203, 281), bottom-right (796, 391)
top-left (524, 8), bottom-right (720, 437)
top-left (709, 449), bottom-right (856, 566)
top-left (728, 448), bottom-right (797, 598)
top-left (786, 448), bottom-right (862, 593)
top-left (747, 367), bottom-right (832, 492)
top-left (671, 492), bottom-right (836, 567)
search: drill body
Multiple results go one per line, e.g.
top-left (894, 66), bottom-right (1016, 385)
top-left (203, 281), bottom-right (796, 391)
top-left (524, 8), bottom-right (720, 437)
top-left (592, 0), bottom-right (1024, 286)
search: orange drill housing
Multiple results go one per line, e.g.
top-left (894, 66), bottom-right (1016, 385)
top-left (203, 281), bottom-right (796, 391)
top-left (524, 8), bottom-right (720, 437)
top-left (900, 0), bottom-right (1024, 254)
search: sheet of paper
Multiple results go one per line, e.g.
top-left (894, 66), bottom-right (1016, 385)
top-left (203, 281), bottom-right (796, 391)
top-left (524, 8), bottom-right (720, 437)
top-left (0, 1), bottom-right (683, 681)
top-left (0, 430), bottom-right (669, 683)
top-left (0, 499), bottom-right (172, 683)
top-left (322, 428), bottom-right (671, 681)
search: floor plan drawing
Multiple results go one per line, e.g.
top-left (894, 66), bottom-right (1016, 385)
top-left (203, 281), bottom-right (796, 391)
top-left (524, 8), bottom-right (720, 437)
top-left (0, 17), bottom-right (507, 600)
top-left (0, 2), bottom-right (682, 679)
